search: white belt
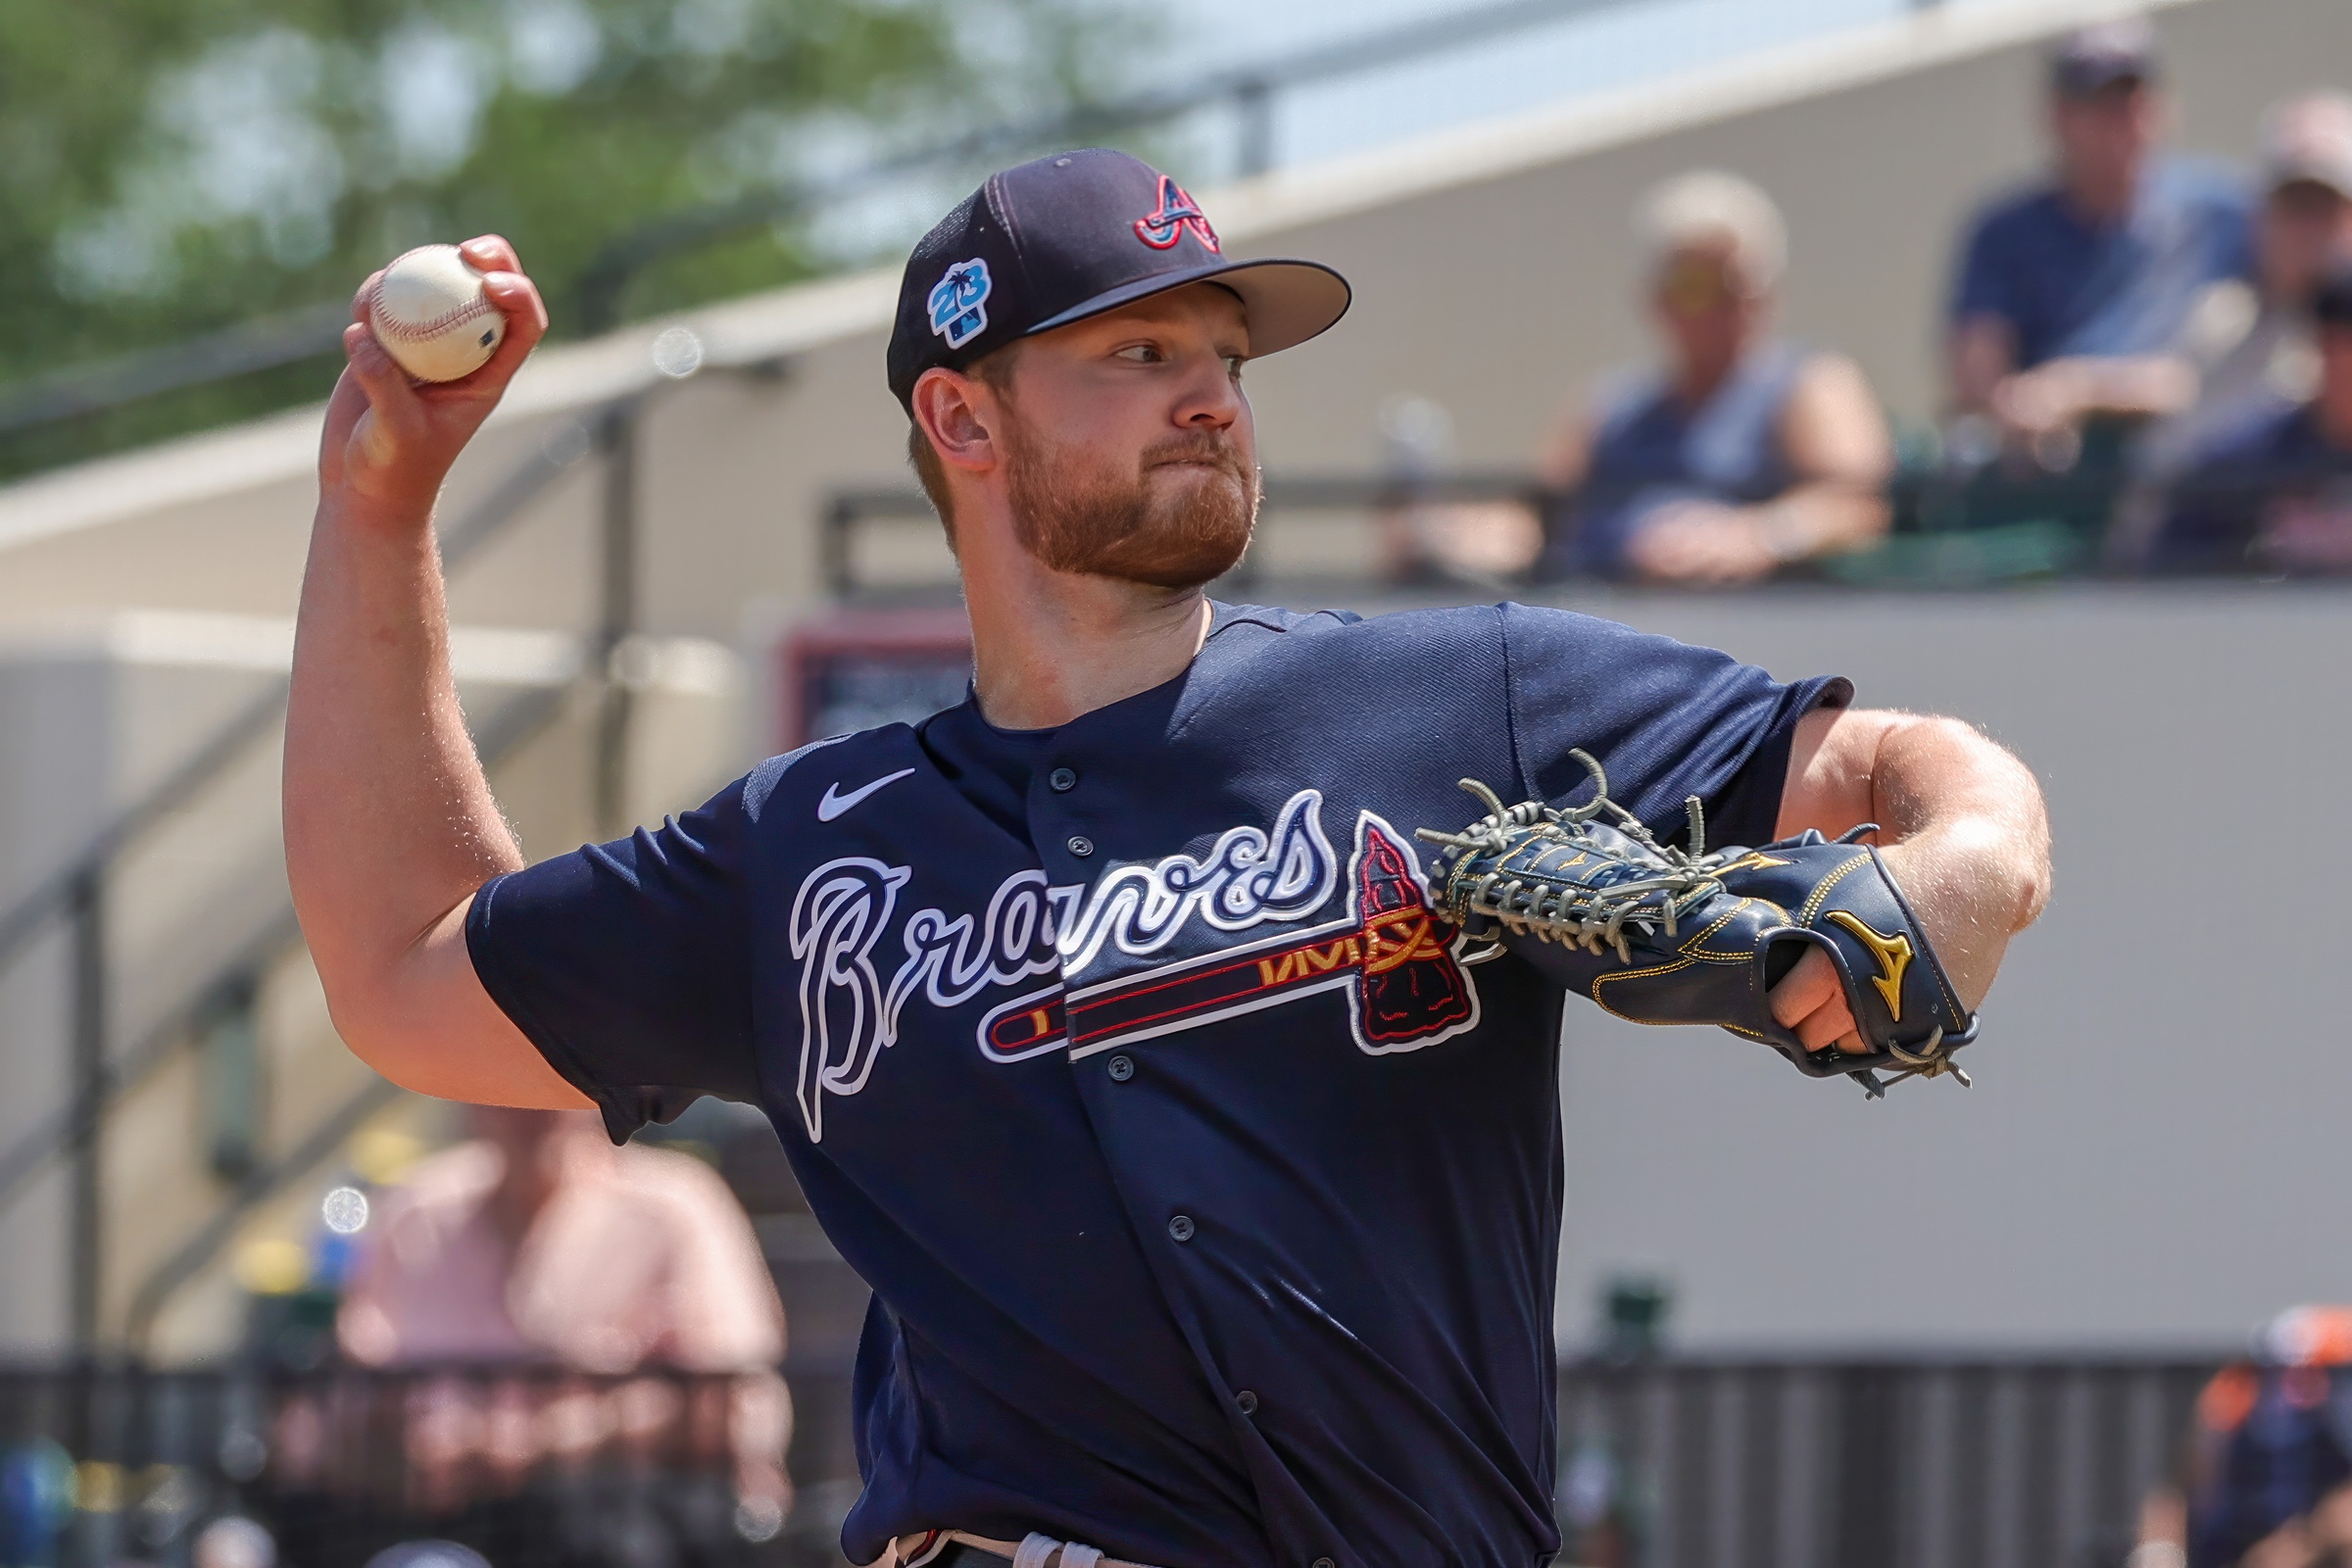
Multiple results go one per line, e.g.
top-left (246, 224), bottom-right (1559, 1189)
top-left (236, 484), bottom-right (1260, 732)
top-left (888, 1528), bottom-right (1160, 1568)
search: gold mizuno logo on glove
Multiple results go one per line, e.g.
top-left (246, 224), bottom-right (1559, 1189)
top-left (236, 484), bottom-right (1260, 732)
top-left (1825, 910), bottom-right (1912, 1021)
top-left (1717, 851), bottom-right (1791, 874)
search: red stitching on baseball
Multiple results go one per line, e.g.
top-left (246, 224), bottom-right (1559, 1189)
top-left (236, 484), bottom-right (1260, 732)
top-left (368, 268), bottom-right (499, 342)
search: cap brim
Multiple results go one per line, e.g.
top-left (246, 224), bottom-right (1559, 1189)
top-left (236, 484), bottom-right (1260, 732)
top-left (1022, 257), bottom-right (1351, 360)
top-left (2053, 63), bottom-right (2151, 97)
top-left (2271, 163), bottom-right (2352, 200)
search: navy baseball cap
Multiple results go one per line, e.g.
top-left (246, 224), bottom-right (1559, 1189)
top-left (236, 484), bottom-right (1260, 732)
top-left (887, 149), bottom-right (1351, 411)
top-left (2049, 19), bottom-right (2157, 98)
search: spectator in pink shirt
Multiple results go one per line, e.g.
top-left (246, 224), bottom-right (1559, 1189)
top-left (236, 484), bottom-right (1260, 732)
top-left (334, 1107), bottom-right (790, 1521)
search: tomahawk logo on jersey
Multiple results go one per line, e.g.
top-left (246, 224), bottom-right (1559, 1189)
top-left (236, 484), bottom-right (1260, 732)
top-left (784, 787), bottom-right (1491, 1141)
top-left (989, 807), bottom-right (1484, 1063)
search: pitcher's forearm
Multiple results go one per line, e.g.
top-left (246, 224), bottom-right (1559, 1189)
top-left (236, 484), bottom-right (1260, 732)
top-left (285, 497), bottom-right (522, 1004)
top-left (1867, 718), bottom-right (2049, 918)
top-left (1774, 707), bottom-right (2048, 1046)
top-left (281, 240), bottom-right (576, 1103)
top-left (1864, 717), bottom-right (2049, 1011)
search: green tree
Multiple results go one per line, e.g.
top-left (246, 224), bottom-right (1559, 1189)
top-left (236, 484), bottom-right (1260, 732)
top-left (0, 0), bottom-right (1142, 476)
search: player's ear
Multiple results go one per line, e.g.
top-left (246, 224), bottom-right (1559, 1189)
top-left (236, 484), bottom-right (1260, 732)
top-left (911, 368), bottom-right (1001, 476)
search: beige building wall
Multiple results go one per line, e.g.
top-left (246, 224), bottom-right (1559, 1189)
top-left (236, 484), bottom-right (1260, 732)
top-left (1485, 581), bottom-right (2352, 1350)
top-left (1, 0), bottom-right (2348, 1355)
top-left (4, 0), bottom-right (2347, 650)
top-left (0, 618), bottom-right (743, 1354)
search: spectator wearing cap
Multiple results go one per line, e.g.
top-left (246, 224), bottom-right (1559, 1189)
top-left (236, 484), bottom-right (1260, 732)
top-left (2149, 264), bottom-right (2352, 572)
top-left (2186, 1308), bottom-right (2352, 1568)
top-left (1948, 20), bottom-right (2255, 460)
top-left (1532, 171), bottom-right (1892, 585)
top-left (2112, 93), bottom-right (2352, 565)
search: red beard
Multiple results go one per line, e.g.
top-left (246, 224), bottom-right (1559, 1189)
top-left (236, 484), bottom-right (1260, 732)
top-left (1004, 423), bottom-right (1258, 589)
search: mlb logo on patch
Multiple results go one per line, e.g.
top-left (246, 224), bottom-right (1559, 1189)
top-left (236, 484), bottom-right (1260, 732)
top-left (928, 258), bottom-right (992, 350)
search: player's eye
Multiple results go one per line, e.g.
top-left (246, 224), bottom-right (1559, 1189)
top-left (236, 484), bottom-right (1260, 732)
top-left (1224, 355), bottom-right (1246, 377)
top-left (1113, 344), bottom-right (1163, 364)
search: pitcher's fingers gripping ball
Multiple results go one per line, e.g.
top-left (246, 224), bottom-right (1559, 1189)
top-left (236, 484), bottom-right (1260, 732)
top-left (1416, 750), bottom-right (1980, 1097)
top-left (366, 244), bottom-right (507, 382)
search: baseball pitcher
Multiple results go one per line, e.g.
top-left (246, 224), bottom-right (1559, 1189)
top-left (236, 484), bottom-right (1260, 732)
top-left (284, 150), bottom-right (2050, 1568)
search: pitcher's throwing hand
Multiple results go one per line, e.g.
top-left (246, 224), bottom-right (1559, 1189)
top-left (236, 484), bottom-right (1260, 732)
top-left (320, 235), bottom-right (548, 524)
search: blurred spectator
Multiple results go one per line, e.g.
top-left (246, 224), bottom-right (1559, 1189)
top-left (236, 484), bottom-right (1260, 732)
top-left (0, 1439), bottom-right (74, 1568)
top-left (1948, 20), bottom-right (2254, 463)
top-left (2187, 1308), bottom-right (2352, 1568)
top-left (2113, 91), bottom-right (2352, 564)
top-left (340, 1107), bottom-right (783, 1371)
top-left (334, 1107), bottom-right (790, 1516)
top-left (2131, 1488), bottom-right (2190, 1568)
top-left (1374, 394), bottom-right (1543, 585)
top-left (2146, 265), bottom-right (2352, 572)
top-left (192, 1517), bottom-right (277, 1568)
top-left (1533, 171), bottom-right (1892, 584)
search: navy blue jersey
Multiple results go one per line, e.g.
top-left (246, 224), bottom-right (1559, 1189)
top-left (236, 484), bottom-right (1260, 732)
top-left (467, 602), bottom-right (1846, 1568)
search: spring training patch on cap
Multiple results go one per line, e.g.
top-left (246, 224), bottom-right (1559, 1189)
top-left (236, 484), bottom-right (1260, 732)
top-left (928, 258), bottom-right (992, 349)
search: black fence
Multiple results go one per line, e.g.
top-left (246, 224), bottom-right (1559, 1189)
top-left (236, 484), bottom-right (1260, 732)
top-left (0, 1357), bottom-right (2225, 1568)
top-left (0, 1367), bottom-right (847, 1568)
top-left (1554, 1358), bottom-right (2220, 1568)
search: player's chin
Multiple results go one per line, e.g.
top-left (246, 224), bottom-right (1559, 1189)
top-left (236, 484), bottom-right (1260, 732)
top-left (1102, 510), bottom-right (1252, 589)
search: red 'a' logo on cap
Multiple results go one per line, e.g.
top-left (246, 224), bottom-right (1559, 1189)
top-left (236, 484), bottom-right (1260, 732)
top-left (1135, 175), bottom-right (1221, 253)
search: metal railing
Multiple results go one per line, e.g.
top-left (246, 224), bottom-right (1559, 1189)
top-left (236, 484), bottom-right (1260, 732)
top-left (1555, 1356), bottom-right (2217, 1568)
top-left (0, 1365), bottom-right (809, 1568)
top-left (0, 400), bottom-right (638, 1354)
top-left (0, 1352), bottom-right (2212, 1568)
top-left (819, 458), bottom-right (2352, 598)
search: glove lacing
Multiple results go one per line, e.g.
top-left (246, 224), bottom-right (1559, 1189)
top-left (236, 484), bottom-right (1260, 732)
top-left (1414, 750), bottom-right (1728, 964)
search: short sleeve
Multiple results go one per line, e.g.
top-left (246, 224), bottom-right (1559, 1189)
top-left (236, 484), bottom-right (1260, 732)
top-left (1950, 201), bottom-right (2018, 330)
top-left (2211, 190), bottom-right (2258, 285)
top-left (467, 774), bottom-right (760, 1143)
top-left (1497, 602), bottom-right (1849, 850)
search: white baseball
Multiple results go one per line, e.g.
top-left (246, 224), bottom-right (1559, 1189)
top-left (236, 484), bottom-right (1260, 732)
top-left (366, 244), bottom-right (507, 382)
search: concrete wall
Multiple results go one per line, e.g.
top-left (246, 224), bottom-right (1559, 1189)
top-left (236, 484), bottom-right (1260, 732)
top-left (0, 616), bottom-right (745, 1353)
top-left (7, 0), bottom-right (2352, 647)
top-left (3, 0), bottom-right (2350, 1356)
top-left (1486, 580), bottom-right (2351, 1352)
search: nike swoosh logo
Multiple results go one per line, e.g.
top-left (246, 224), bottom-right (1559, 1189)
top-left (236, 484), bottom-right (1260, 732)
top-left (816, 768), bottom-right (916, 822)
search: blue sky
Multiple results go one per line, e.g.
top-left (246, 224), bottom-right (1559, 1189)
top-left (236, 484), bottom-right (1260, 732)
top-left (1149, 0), bottom-right (1927, 181)
top-left (808, 0), bottom-right (1945, 263)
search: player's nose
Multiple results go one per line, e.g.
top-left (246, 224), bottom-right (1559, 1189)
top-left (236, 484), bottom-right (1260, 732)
top-left (1173, 352), bottom-right (1243, 429)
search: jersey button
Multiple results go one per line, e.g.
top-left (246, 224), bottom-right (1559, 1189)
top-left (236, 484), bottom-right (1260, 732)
top-left (1236, 1390), bottom-right (1258, 1416)
top-left (1167, 1214), bottom-right (1196, 1243)
top-left (1312, 1558), bottom-right (1336, 1568)
top-left (1049, 766), bottom-right (1078, 793)
top-left (1106, 1054), bottom-right (1135, 1082)
top-left (1067, 835), bottom-right (1095, 858)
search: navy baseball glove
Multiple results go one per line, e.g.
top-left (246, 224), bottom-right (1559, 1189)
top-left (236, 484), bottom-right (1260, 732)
top-left (1414, 751), bottom-right (1978, 1097)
